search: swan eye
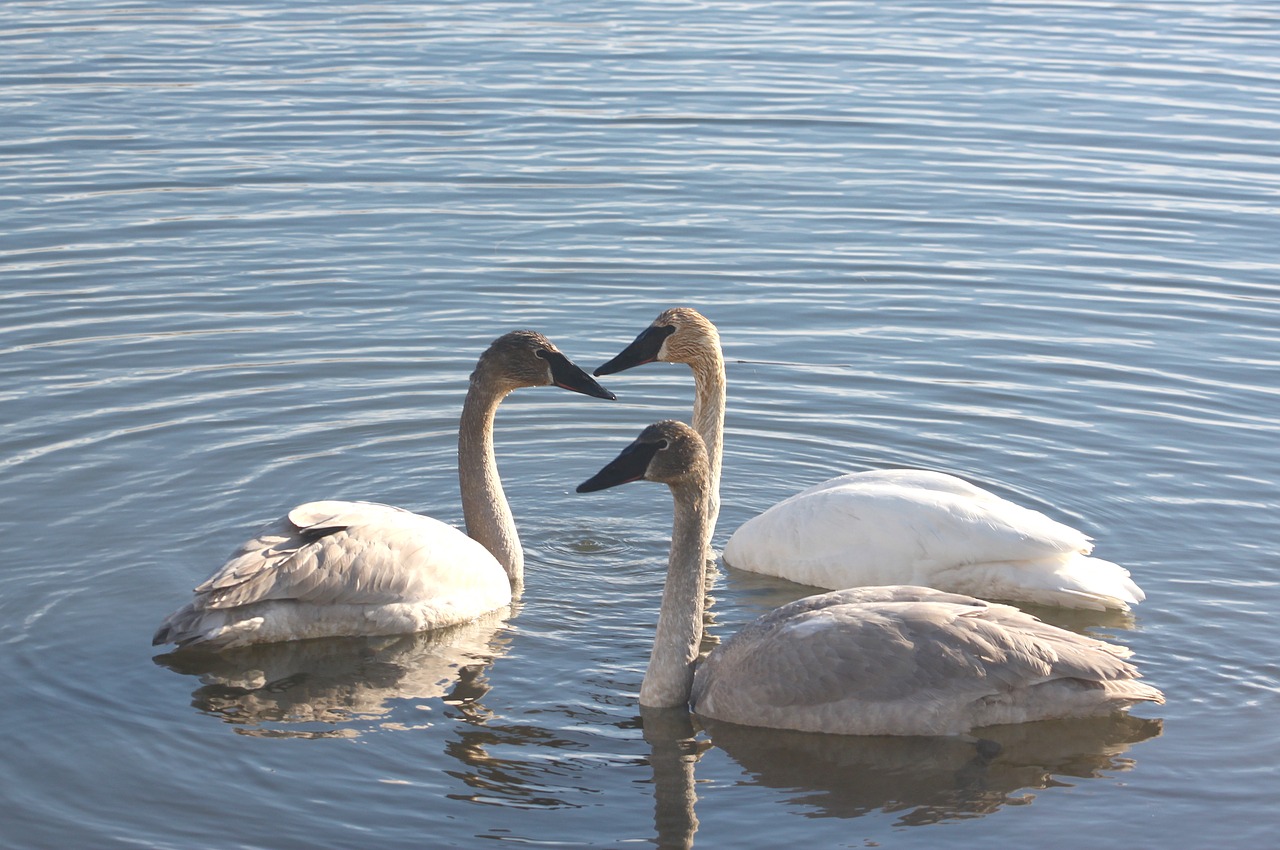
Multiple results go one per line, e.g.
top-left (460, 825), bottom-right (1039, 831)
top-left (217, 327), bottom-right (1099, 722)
top-left (535, 348), bottom-right (550, 360)
top-left (657, 439), bottom-right (670, 450)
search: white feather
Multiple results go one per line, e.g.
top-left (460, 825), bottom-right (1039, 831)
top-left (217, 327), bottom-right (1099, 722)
top-left (154, 502), bottom-right (511, 649)
top-left (725, 470), bottom-right (1144, 611)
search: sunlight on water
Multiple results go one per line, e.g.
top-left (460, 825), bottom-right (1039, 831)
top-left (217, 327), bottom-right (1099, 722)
top-left (1, 1), bottom-right (1278, 848)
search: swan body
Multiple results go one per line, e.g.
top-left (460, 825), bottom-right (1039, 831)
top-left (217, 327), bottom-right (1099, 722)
top-left (153, 502), bottom-right (511, 648)
top-left (154, 331), bottom-right (614, 650)
top-left (578, 421), bottom-right (1163, 736)
top-left (596, 308), bottom-right (1143, 611)
top-left (725, 469), bottom-right (1143, 611)
top-left (692, 585), bottom-right (1157, 736)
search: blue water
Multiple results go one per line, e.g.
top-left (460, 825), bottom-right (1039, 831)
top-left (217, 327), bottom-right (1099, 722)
top-left (2, 1), bottom-right (1278, 847)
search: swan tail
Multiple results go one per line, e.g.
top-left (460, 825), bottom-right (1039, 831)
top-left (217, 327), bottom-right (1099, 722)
top-left (947, 554), bottom-right (1144, 611)
top-left (152, 601), bottom-right (262, 650)
top-left (1049, 554), bottom-right (1145, 611)
top-left (1101, 678), bottom-right (1166, 707)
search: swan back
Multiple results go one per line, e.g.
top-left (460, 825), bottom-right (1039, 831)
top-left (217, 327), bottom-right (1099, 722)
top-left (691, 585), bottom-right (1163, 736)
top-left (154, 501), bottom-right (511, 649)
top-left (724, 470), bottom-right (1143, 611)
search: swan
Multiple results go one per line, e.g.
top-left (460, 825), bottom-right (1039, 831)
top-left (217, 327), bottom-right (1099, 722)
top-left (595, 308), bottom-right (1143, 611)
top-left (153, 331), bottom-right (615, 650)
top-left (577, 420), bottom-right (1163, 735)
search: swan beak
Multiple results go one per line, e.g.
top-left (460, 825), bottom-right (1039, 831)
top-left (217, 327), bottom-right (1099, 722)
top-left (594, 324), bottom-right (676, 376)
top-left (576, 438), bottom-right (663, 493)
top-left (546, 351), bottom-right (617, 400)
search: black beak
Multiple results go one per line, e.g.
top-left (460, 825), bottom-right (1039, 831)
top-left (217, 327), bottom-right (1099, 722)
top-left (544, 351), bottom-right (617, 400)
top-left (594, 324), bottom-right (676, 376)
top-left (576, 437), bottom-right (664, 493)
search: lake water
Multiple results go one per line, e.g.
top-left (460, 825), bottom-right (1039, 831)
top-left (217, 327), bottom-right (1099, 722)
top-left (2, 1), bottom-right (1277, 847)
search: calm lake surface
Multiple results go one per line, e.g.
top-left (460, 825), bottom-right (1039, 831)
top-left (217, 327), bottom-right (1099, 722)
top-left (2, 1), bottom-right (1277, 847)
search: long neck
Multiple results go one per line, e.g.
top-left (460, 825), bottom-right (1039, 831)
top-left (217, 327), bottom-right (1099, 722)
top-left (457, 380), bottom-right (522, 588)
top-left (640, 480), bottom-right (708, 708)
top-left (689, 352), bottom-right (725, 546)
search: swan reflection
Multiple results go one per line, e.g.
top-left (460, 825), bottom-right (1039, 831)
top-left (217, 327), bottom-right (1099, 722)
top-left (697, 713), bottom-right (1162, 827)
top-left (154, 611), bottom-right (510, 738)
top-left (635, 708), bottom-right (1160, 847)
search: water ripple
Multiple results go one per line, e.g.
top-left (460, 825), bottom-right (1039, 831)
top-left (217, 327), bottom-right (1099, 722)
top-left (2, 1), bottom-right (1277, 847)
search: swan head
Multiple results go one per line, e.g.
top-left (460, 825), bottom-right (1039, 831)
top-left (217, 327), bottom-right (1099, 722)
top-left (577, 420), bottom-right (708, 493)
top-left (474, 331), bottom-right (617, 400)
top-left (594, 307), bottom-right (720, 375)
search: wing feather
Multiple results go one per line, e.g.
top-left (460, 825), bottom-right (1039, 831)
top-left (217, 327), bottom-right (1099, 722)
top-left (195, 501), bottom-right (498, 609)
top-left (693, 587), bottom-right (1155, 734)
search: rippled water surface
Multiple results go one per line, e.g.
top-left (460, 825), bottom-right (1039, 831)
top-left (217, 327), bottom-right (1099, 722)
top-left (3, 1), bottom-right (1278, 847)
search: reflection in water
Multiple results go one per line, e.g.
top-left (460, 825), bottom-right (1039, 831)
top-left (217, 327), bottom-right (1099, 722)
top-left (632, 707), bottom-right (1161, 846)
top-left (1014, 599), bottom-right (1138, 636)
top-left (700, 713), bottom-right (1163, 827)
top-left (440, 696), bottom-right (649, 812)
top-left (642, 707), bottom-right (708, 850)
top-left (154, 611), bottom-right (511, 738)
top-left (442, 716), bottom-right (609, 810)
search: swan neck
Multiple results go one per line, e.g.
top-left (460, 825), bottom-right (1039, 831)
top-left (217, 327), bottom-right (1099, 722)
top-left (458, 379), bottom-right (522, 586)
top-left (689, 352), bottom-right (725, 546)
top-left (640, 481), bottom-right (708, 708)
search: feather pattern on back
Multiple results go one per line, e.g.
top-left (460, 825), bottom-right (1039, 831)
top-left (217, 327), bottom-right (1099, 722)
top-left (692, 586), bottom-right (1162, 736)
top-left (152, 501), bottom-right (511, 649)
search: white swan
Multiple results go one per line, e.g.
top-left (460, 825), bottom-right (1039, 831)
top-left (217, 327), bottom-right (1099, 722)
top-left (153, 331), bottom-right (615, 650)
top-left (595, 308), bottom-right (1143, 611)
top-left (577, 420), bottom-right (1163, 735)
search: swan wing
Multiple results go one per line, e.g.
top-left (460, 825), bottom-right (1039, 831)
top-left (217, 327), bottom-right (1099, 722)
top-left (693, 588), bottom-right (1159, 735)
top-left (195, 500), bottom-right (504, 608)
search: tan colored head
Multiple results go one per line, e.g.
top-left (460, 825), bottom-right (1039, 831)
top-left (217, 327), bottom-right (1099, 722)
top-left (649, 308), bottom-right (720, 366)
top-left (594, 307), bottom-right (721, 375)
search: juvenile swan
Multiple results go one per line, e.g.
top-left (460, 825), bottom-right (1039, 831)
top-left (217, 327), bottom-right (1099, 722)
top-left (595, 308), bottom-right (1143, 611)
top-left (577, 421), bottom-right (1163, 735)
top-left (154, 331), bottom-right (615, 650)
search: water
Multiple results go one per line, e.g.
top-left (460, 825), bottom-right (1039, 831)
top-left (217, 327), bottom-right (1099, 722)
top-left (2, 1), bottom-right (1277, 847)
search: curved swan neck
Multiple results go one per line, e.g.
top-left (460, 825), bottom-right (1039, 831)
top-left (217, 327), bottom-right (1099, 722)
top-left (458, 380), bottom-right (523, 587)
top-left (689, 357), bottom-right (725, 491)
top-left (640, 480), bottom-right (708, 708)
